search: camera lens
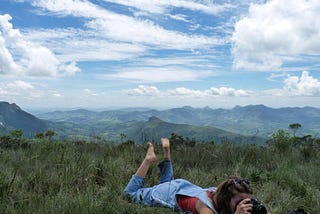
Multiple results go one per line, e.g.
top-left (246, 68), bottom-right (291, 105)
top-left (251, 198), bottom-right (267, 214)
top-left (256, 205), bottom-right (267, 214)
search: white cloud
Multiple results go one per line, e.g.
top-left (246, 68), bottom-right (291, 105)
top-left (23, 28), bottom-right (147, 62)
top-left (0, 14), bottom-right (80, 76)
top-left (0, 80), bottom-right (42, 98)
top-left (283, 71), bottom-right (320, 96)
top-left (101, 0), bottom-right (233, 15)
top-left (7, 80), bottom-right (34, 90)
top-left (86, 16), bottom-right (217, 50)
top-left (169, 87), bottom-right (206, 97)
top-left (31, 0), bottom-right (219, 50)
top-left (207, 87), bottom-right (251, 97)
top-left (168, 14), bottom-right (191, 23)
top-left (125, 85), bottom-right (251, 98)
top-left (139, 56), bottom-right (218, 69)
top-left (59, 61), bottom-right (80, 76)
top-left (232, 0), bottom-right (320, 71)
top-left (125, 85), bottom-right (161, 96)
top-left (102, 0), bottom-right (166, 14)
top-left (107, 67), bottom-right (214, 82)
top-left (25, 45), bottom-right (60, 76)
top-left (267, 72), bottom-right (288, 82)
top-left (0, 32), bottom-right (19, 74)
top-left (52, 92), bottom-right (62, 97)
top-left (31, 0), bottom-right (104, 18)
top-left (83, 88), bottom-right (98, 96)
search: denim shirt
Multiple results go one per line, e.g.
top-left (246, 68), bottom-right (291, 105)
top-left (151, 178), bottom-right (218, 214)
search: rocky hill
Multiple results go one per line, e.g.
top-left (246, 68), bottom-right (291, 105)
top-left (0, 102), bottom-right (48, 136)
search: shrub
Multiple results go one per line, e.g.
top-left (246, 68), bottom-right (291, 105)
top-left (269, 129), bottom-right (291, 152)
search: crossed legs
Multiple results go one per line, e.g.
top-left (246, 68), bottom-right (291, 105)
top-left (124, 138), bottom-right (173, 204)
top-left (134, 138), bottom-right (171, 178)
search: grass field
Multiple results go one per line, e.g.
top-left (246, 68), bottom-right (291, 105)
top-left (0, 132), bottom-right (319, 213)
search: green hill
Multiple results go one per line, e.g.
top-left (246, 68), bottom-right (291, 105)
top-left (121, 116), bottom-right (265, 144)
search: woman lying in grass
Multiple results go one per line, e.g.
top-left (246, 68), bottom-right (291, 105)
top-left (124, 138), bottom-right (268, 214)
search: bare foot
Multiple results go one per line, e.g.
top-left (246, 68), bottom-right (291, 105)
top-left (134, 142), bottom-right (157, 178)
top-left (161, 138), bottom-right (171, 160)
top-left (161, 138), bottom-right (170, 149)
top-left (145, 142), bottom-right (157, 163)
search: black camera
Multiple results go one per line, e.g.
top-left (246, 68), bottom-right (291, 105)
top-left (286, 208), bottom-right (308, 214)
top-left (250, 198), bottom-right (267, 214)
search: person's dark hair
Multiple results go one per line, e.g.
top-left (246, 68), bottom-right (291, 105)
top-left (215, 176), bottom-right (253, 214)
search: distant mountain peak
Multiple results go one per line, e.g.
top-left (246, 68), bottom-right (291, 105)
top-left (0, 101), bottom-right (21, 110)
top-left (233, 104), bottom-right (267, 109)
top-left (148, 116), bottom-right (162, 122)
top-left (181, 106), bottom-right (194, 109)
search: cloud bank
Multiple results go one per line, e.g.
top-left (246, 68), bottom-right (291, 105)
top-left (125, 71), bottom-right (320, 98)
top-left (125, 85), bottom-right (251, 98)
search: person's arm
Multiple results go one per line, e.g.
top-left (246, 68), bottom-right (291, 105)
top-left (195, 200), bottom-right (214, 214)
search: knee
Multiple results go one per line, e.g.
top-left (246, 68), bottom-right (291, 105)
top-left (124, 182), bottom-right (140, 203)
top-left (123, 175), bottom-right (145, 203)
top-left (123, 188), bottom-right (135, 202)
top-left (124, 186), bottom-right (135, 197)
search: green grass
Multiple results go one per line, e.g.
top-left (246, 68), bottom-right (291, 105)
top-left (0, 139), bottom-right (319, 213)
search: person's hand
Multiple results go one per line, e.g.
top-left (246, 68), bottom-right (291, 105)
top-left (234, 198), bottom-right (253, 214)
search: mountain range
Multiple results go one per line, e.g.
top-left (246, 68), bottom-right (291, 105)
top-left (38, 104), bottom-right (320, 137)
top-left (1, 101), bottom-right (319, 144)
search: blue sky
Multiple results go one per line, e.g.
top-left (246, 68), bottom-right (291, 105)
top-left (0, 0), bottom-right (320, 110)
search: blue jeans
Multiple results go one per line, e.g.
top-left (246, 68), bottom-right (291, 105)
top-left (124, 160), bottom-right (177, 208)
